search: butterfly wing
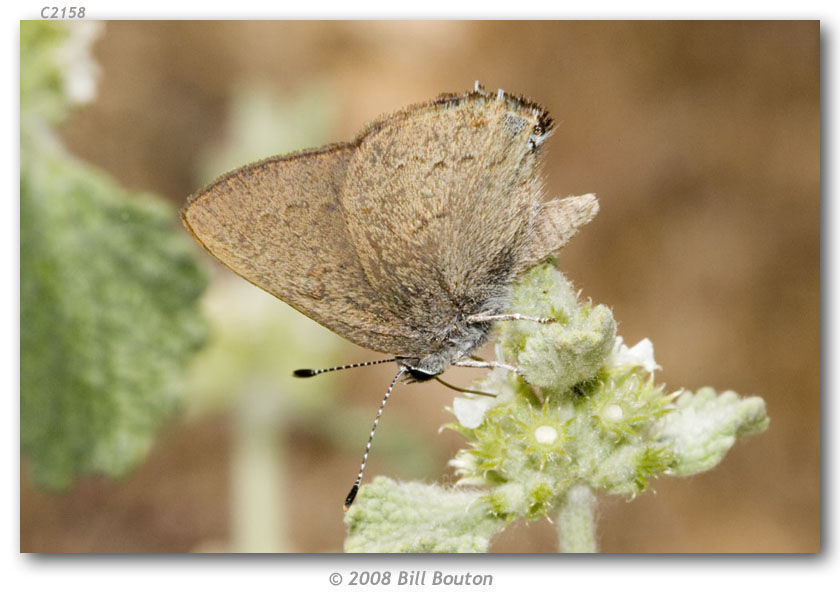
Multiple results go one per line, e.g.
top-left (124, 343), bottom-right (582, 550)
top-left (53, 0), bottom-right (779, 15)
top-left (339, 93), bottom-right (549, 347)
top-left (182, 145), bottom-right (426, 355)
top-left (516, 194), bottom-right (599, 274)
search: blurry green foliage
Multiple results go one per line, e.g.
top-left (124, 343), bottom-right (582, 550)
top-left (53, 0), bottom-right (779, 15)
top-left (21, 20), bottom-right (72, 126)
top-left (20, 21), bottom-right (208, 489)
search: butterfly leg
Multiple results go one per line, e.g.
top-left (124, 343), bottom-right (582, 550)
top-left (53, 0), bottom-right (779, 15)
top-left (453, 359), bottom-right (520, 375)
top-left (466, 313), bottom-right (555, 324)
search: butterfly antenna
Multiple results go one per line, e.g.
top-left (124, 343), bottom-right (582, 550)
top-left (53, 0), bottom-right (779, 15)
top-left (344, 366), bottom-right (408, 510)
top-left (293, 358), bottom-right (396, 378)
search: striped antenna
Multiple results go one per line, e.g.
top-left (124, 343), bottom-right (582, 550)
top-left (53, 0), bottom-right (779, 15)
top-left (343, 367), bottom-right (408, 510)
top-left (293, 357), bottom-right (396, 378)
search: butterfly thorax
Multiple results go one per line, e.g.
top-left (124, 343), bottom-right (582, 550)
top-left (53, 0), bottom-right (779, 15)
top-left (396, 313), bottom-right (495, 382)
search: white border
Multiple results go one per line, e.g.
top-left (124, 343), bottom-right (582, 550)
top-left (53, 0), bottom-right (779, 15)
top-left (6, 3), bottom-right (833, 598)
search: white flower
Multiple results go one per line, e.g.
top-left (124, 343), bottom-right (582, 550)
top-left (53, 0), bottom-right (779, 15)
top-left (452, 396), bottom-right (497, 429)
top-left (609, 336), bottom-right (661, 373)
top-left (534, 425), bottom-right (558, 445)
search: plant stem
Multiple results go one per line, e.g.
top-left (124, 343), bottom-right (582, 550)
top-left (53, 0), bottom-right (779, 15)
top-left (231, 386), bottom-right (288, 552)
top-left (556, 485), bottom-right (597, 553)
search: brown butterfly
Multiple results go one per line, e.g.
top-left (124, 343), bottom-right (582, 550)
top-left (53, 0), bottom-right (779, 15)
top-left (182, 83), bottom-right (597, 506)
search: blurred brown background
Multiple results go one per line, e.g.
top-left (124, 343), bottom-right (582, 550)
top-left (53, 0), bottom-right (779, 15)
top-left (20, 20), bottom-right (819, 553)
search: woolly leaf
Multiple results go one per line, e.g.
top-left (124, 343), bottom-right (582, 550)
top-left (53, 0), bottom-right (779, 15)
top-left (501, 263), bottom-right (616, 389)
top-left (654, 388), bottom-right (769, 475)
top-left (20, 149), bottom-right (208, 489)
top-left (344, 477), bottom-right (505, 553)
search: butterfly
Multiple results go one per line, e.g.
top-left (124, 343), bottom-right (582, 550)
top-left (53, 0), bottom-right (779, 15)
top-left (182, 82), bottom-right (598, 506)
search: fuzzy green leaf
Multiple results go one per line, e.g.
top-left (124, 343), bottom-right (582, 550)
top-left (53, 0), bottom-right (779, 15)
top-left (653, 388), bottom-right (769, 475)
top-left (501, 263), bottom-right (616, 389)
top-left (344, 477), bottom-right (505, 553)
top-left (20, 149), bottom-right (208, 489)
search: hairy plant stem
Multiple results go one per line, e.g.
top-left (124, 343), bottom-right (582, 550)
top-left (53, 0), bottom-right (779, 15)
top-left (556, 485), bottom-right (597, 553)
